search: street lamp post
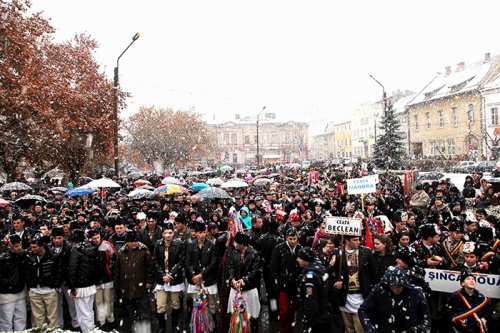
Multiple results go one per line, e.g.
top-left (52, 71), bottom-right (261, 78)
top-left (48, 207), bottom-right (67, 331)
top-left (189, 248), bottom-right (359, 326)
top-left (113, 32), bottom-right (140, 177)
top-left (369, 74), bottom-right (388, 163)
top-left (256, 106), bottom-right (266, 166)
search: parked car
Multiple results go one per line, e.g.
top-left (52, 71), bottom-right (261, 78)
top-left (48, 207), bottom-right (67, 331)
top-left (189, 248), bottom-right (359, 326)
top-left (473, 161), bottom-right (496, 173)
top-left (452, 161), bottom-right (476, 172)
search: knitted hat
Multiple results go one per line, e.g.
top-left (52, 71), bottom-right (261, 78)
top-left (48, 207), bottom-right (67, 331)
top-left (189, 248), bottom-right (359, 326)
top-left (297, 247), bottom-right (316, 262)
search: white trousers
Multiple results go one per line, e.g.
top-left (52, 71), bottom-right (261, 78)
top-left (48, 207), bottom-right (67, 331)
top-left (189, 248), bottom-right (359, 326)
top-left (58, 285), bottom-right (78, 328)
top-left (95, 287), bottom-right (115, 325)
top-left (0, 298), bottom-right (27, 332)
top-left (74, 295), bottom-right (95, 332)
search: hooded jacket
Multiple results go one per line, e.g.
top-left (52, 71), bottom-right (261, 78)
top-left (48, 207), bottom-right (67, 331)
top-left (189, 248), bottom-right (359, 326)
top-left (239, 207), bottom-right (252, 229)
top-left (358, 266), bottom-right (431, 333)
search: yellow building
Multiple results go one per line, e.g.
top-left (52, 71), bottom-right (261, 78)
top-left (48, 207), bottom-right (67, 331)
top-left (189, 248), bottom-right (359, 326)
top-left (333, 121), bottom-right (352, 160)
top-left (408, 54), bottom-right (500, 159)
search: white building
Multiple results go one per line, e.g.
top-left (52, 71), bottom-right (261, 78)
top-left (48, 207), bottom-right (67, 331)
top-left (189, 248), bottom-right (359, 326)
top-left (482, 74), bottom-right (500, 159)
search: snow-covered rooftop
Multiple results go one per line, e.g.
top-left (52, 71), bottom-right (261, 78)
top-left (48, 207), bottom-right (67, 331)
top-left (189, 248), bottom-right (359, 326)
top-left (409, 54), bottom-right (500, 106)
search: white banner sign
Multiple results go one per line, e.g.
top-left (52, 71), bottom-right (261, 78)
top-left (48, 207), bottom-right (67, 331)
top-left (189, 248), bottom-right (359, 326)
top-left (325, 216), bottom-right (362, 236)
top-left (346, 177), bottom-right (377, 194)
top-left (424, 269), bottom-right (500, 299)
top-left (362, 174), bottom-right (379, 184)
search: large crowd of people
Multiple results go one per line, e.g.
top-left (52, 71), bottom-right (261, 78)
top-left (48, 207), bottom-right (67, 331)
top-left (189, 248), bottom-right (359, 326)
top-left (0, 162), bottom-right (499, 333)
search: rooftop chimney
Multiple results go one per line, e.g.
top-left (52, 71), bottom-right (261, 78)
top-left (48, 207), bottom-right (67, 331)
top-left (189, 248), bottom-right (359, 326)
top-left (457, 62), bottom-right (465, 71)
top-left (445, 66), bottom-right (451, 76)
top-left (485, 52), bottom-right (491, 62)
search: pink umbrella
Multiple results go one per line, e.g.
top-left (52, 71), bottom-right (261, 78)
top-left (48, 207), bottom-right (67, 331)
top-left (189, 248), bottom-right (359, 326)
top-left (0, 198), bottom-right (10, 207)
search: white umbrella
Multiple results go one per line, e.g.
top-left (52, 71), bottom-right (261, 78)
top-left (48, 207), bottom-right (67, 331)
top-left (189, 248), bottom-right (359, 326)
top-left (161, 177), bottom-right (182, 185)
top-left (206, 177), bottom-right (224, 186)
top-left (219, 165), bottom-right (233, 172)
top-left (221, 180), bottom-right (249, 188)
top-left (81, 178), bottom-right (121, 189)
top-left (253, 178), bottom-right (273, 186)
top-left (0, 182), bottom-right (32, 192)
top-left (127, 188), bottom-right (152, 200)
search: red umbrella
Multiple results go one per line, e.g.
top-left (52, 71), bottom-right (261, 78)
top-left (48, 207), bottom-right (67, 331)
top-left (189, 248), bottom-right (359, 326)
top-left (133, 179), bottom-right (152, 187)
top-left (0, 198), bottom-right (10, 207)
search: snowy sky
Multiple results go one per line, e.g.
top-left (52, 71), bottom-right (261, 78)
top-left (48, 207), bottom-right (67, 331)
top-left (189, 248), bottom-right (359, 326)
top-left (31, 0), bottom-right (500, 134)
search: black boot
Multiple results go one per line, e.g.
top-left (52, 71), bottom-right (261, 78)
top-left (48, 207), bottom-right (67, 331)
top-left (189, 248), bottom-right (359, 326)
top-left (250, 318), bottom-right (258, 333)
top-left (156, 313), bottom-right (166, 333)
top-left (171, 308), bottom-right (181, 333)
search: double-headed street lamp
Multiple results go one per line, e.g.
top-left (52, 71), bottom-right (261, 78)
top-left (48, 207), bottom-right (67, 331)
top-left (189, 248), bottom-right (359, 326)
top-left (113, 32), bottom-right (140, 177)
top-left (256, 106), bottom-right (266, 166)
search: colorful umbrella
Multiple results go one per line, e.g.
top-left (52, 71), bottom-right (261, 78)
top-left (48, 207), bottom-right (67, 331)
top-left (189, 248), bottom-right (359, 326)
top-left (153, 184), bottom-right (188, 196)
top-left (0, 198), bottom-right (10, 207)
top-left (65, 187), bottom-right (94, 197)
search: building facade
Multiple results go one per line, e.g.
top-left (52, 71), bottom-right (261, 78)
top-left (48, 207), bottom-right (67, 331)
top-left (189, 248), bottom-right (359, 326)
top-left (310, 122), bottom-right (335, 160)
top-left (482, 74), bottom-right (500, 159)
top-left (408, 54), bottom-right (500, 160)
top-left (333, 121), bottom-right (352, 160)
top-left (208, 113), bottom-right (308, 165)
top-left (351, 102), bottom-right (381, 159)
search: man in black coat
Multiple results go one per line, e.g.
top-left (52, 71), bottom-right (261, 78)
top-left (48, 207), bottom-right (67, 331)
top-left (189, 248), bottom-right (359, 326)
top-left (0, 234), bottom-right (29, 332)
top-left (358, 266), bottom-right (431, 333)
top-left (297, 247), bottom-right (331, 333)
top-left (256, 219), bottom-right (283, 321)
top-left (138, 211), bottom-right (163, 252)
top-left (153, 222), bottom-right (186, 333)
top-left (185, 221), bottom-right (218, 316)
top-left (27, 233), bottom-right (63, 329)
top-left (445, 270), bottom-right (493, 332)
top-left (67, 230), bottom-right (99, 332)
top-left (270, 227), bottom-right (302, 333)
top-left (228, 231), bottom-right (262, 333)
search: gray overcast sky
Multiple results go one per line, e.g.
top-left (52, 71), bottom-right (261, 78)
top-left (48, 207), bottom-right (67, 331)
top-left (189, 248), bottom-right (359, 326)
top-left (32, 0), bottom-right (500, 133)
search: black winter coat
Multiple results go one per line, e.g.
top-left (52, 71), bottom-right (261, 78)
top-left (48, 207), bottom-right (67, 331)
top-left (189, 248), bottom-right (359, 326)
top-left (67, 242), bottom-right (99, 290)
top-left (370, 251), bottom-right (396, 284)
top-left (185, 238), bottom-right (218, 287)
top-left (27, 247), bottom-right (63, 289)
top-left (138, 226), bottom-right (163, 252)
top-left (153, 238), bottom-right (186, 286)
top-left (270, 242), bottom-right (302, 293)
top-left (0, 249), bottom-right (30, 294)
top-left (445, 287), bottom-right (492, 332)
top-left (299, 260), bottom-right (331, 332)
top-left (358, 266), bottom-right (431, 333)
top-left (51, 241), bottom-right (72, 284)
top-left (228, 245), bottom-right (261, 291)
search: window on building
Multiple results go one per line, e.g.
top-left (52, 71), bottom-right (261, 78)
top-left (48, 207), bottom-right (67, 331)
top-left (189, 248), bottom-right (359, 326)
top-left (452, 107), bottom-right (458, 126)
top-left (285, 133), bottom-right (290, 143)
top-left (244, 135), bottom-right (250, 144)
top-left (447, 139), bottom-right (455, 155)
top-left (231, 133), bottom-right (237, 144)
top-left (272, 133), bottom-right (278, 144)
top-left (426, 112), bottom-right (431, 129)
top-left (439, 110), bottom-right (444, 128)
top-left (468, 104), bottom-right (474, 123)
top-left (223, 134), bottom-right (229, 145)
top-left (232, 153), bottom-right (237, 163)
top-left (491, 107), bottom-right (498, 126)
top-left (415, 114), bottom-right (419, 130)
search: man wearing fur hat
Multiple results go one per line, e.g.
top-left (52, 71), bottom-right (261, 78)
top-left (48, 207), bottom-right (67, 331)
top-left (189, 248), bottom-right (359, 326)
top-left (114, 230), bottom-right (155, 329)
top-left (411, 223), bottom-right (445, 269)
top-left (440, 220), bottom-right (466, 270)
top-left (445, 270), bottom-right (492, 332)
top-left (0, 234), bottom-right (30, 332)
top-left (461, 242), bottom-right (489, 273)
top-left (227, 231), bottom-right (262, 332)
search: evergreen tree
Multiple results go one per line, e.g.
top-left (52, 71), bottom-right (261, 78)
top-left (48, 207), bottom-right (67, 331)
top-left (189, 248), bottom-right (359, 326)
top-left (372, 103), bottom-right (405, 170)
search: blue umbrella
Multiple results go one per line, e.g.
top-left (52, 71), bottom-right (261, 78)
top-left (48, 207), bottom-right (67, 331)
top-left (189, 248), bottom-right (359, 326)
top-left (65, 187), bottom-right (94, 197)
top-left (190, 183), bottom-right (211, 191)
